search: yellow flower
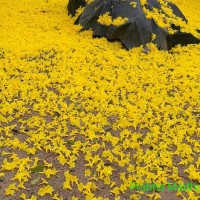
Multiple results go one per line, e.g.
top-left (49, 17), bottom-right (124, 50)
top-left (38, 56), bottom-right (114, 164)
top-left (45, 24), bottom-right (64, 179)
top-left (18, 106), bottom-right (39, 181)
top-left (110, 187), bottom-right (120, 195)
top-left (40, 168), bottom-right (58, 178)
top-left (86, 0), bottom-right (94, 4)
top-left (63, 180), bottom-right (73, 190)
top-left (112, 17), bottom-right (129, 26)
top-left (39, 178), bottom-right (48, 185)
top-left (57, 153), bottom-right (67, 165)
top-left (29, 196), bottom-right (37, 200)
top-left (85, 169), bottom-right (92, 176)
top-left (5, 183), bottom-right (18, 196)
top-left (130, 2), bottom-right (137, 8)
top-left (20, 193), bottom-right (26, 199)
top-left (153, 193), bottom-right (161, 200)
top-left (64, 170), bottom-right (79, 187)
top-left (71, 197), bottom-right (79, 200)
top-left (38, 185), bottom-right (54, 196)
top-left (52, 194), bottom-right (62, 200)
top-left (97, 12), bottom-right (113, 26)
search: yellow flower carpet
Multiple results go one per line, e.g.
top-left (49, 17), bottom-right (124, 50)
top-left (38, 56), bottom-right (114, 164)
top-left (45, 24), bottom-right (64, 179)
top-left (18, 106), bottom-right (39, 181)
top-left (0, 0), bottom-right (200, 199)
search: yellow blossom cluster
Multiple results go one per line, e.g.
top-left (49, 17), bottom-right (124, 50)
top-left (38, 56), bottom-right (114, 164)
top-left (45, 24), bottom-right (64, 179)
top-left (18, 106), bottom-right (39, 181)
top-left (0, 0), bottom-right (200, 199)
top-left (141, 0), bottom-right (200, 37)
top-left (85, 0), bottom-right (94, 4)
top-left (112, 16), bottom-right (129, 27)
top-left (130, 2), bottom-right (137, 8)
top-left (97, 12), bottom-right (129, 27)
top-left (97, 12), bottom-right (113, 26)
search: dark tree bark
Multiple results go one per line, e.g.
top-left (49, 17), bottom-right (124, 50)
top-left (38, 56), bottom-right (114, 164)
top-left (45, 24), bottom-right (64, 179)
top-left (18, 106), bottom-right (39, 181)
top-left (67, 0), bottom-right (86, 16)
top-left (67, 0), bottom-right (200, 50)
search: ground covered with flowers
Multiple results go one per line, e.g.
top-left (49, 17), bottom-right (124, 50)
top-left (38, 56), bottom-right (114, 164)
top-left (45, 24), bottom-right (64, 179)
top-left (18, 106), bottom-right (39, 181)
top-left (0, 0), bottom-right (200, 199)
